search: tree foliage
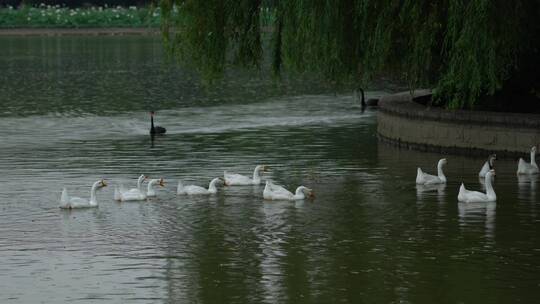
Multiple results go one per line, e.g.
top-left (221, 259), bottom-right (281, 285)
top-left (161, 0), bottom-right (539, 110)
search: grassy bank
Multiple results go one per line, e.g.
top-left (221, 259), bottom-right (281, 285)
top-left (0, 4), bottom-right (160, 28)
top-left (0, 4), bottom-right (276, 29)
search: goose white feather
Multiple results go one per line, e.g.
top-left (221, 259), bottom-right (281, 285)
top-left (117, 174), bottom-right (148, 201)
top-left (517, 146), bottom-right (538, 175)
top-left (224, 165), bottom-right (269, 185)
top-left (479, 154), bottom-right (497, 177)
top-left (263, 180), bottom-right (314, 201)
top-left (59, 179), bottom-right (107, 209)
top-left (146, 178), bottom-right (165, 197)
top-left (458, 170), bottom-right (496, 203)
top-left (177, 177), bottom-right (223, 195)
top-left (120, 190), bottom-right (147, 201)
top-left (416, 158), bottom-right (447, 185)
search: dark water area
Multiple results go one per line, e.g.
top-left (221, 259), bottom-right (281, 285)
top-left (0, 35), bottom-right (539, 303)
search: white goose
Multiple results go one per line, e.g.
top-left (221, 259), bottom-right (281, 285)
top-left (177, 177), bottom-right (224, 195)
top-left (121, 174), bottom-right (147, 195)
top-left (479, 154), bottom-right (497, 177)
top-left (416, 158), bottom-right (447, 185)
top-left (146, 178), bottom-right (165, 197)
top-left (263, 180), bottom-right (314, 201)
top-left (115, 174), bottom-right (148, 201)
top-left (517, 146), bottom-right (538, 175)
top-left (60, 179), bottom-right (107, 209)
top-left (458, 170), bottom-right (496, 203)
top-left (224, 165), bottom-right (269, 185)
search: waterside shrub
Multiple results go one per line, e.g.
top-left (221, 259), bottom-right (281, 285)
top-left (0, 4), bottom-right (161, 28)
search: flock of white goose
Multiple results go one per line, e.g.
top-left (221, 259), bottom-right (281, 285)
top-left (59, 165), bottom-right (314, 209)
top-left (416, 146), bottom-right (538, 203)
top-left (59, 146), bottom-right (537, 209)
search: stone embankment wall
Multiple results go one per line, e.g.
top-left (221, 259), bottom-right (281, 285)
top-left (377, 90), bottom-right (540, 157)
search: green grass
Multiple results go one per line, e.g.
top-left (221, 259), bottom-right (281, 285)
top-left (0, 4), bottom-right (161, 28)
top-left (0, 4), bottom-right (276, 29)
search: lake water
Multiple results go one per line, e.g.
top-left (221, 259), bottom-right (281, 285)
top-left (0, 35), bottom-right (539, 303)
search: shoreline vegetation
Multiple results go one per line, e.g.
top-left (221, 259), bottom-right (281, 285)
top-left (0, 4), bottom-right (275, 30)
top-left (0, 4), bottom-right (161, 29)
top-left (158, 1), bottom-right (539, 112)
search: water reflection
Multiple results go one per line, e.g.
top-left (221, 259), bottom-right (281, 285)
top-left (458, 201), bottom-right (497, 240)
top-left (415, 184), bottom-right (446, 203)
top-left (259, 202), bottom-right (289, 302)
top-left (517, 174), bottom-right (538, 202)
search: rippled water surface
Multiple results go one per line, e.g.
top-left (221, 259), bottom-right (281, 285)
top-left (1, 36), bottom-right (539, 303)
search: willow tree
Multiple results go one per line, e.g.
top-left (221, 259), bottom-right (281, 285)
top-left (160, 0), bottom-right (539, 110)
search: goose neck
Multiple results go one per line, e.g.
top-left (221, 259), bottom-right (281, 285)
top-left (147, 179), bottom-right (158, 194)
top-left (137, 175), bottom-right (145, 191)
top-left (485, 174), bottom-right (496, 200)
top-left (437, 163), bottom-right (446, 181)
top-left (294, 187), bottom-right (306, 199)
top-left (90, 181), bottom-right (100, 204)
top-left (208, 178), bottom-right (219, 193)
top-left (252, 166), bottom-right (262, 183)
top-left (61, 188), bottom-right (69, 204)
top-left (177, 181), bottom-right (184, 194)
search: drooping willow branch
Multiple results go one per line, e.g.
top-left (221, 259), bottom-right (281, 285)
top-left (161, 0), bottom-right (539, 109)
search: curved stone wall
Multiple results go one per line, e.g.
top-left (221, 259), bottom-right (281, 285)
top-left (377, 90), bottom-right (540, 157)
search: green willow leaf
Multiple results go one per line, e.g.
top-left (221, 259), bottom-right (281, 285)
top-left (161, 0), bottom-right (539, 110)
